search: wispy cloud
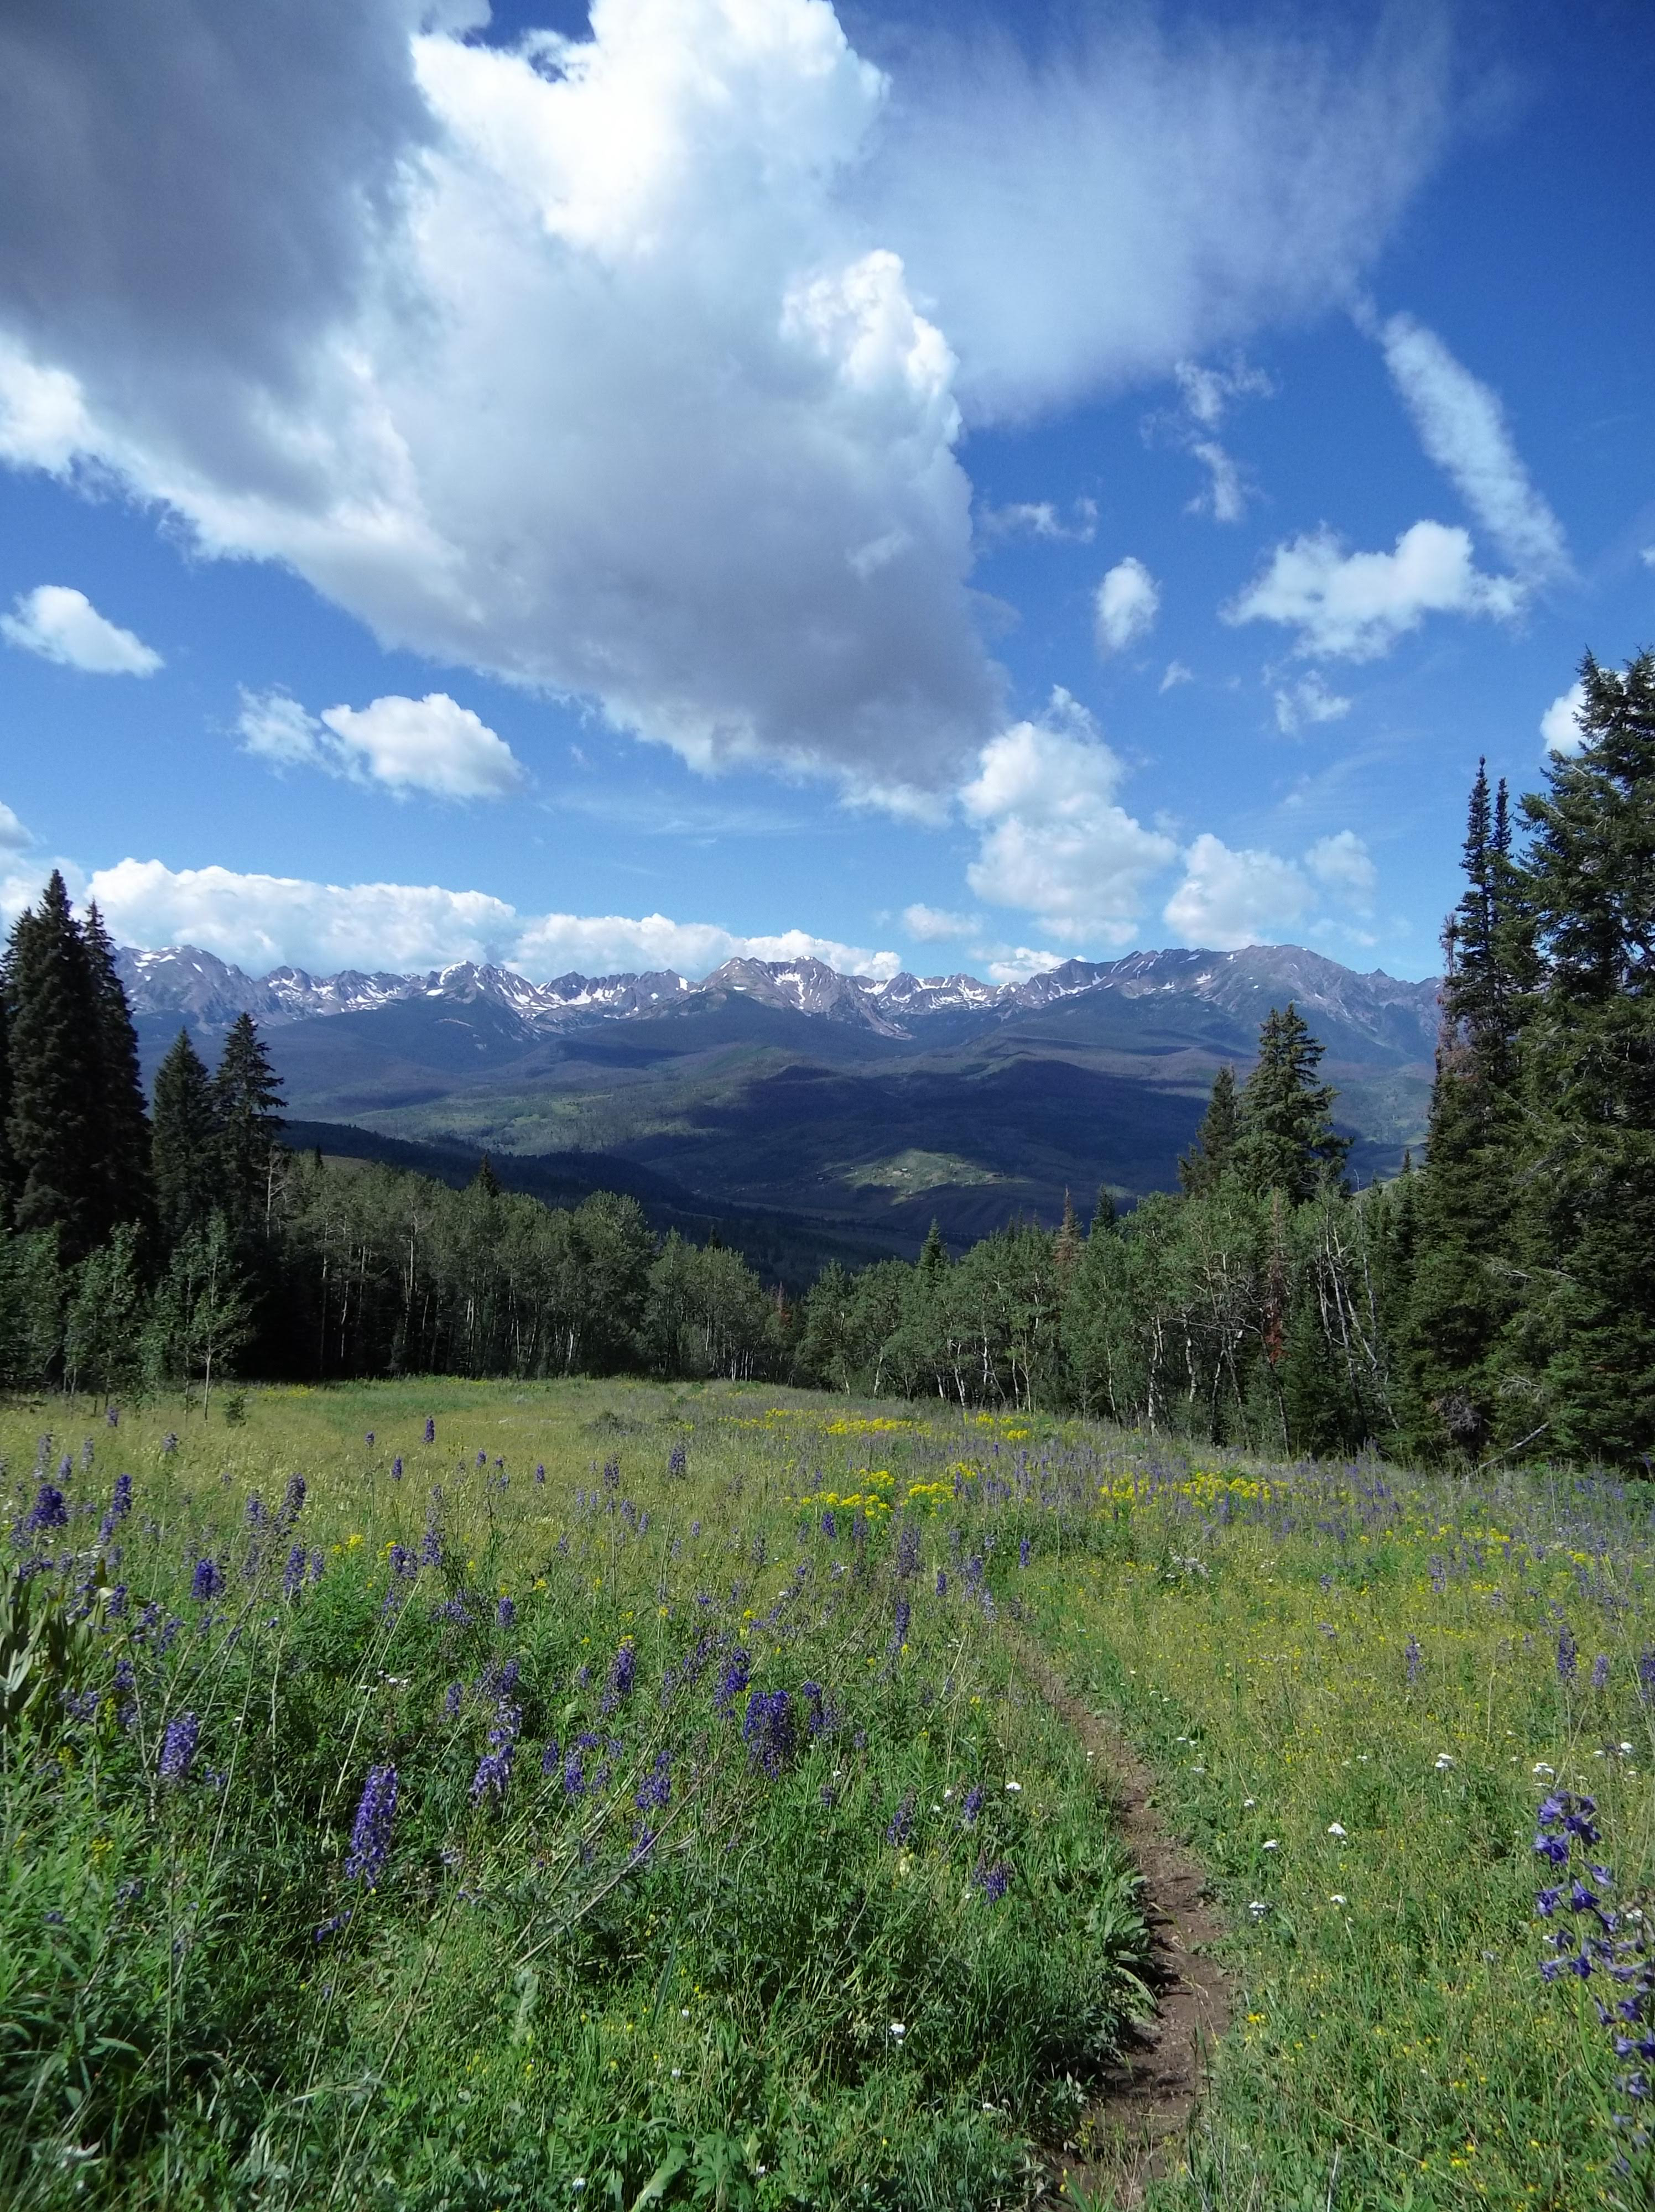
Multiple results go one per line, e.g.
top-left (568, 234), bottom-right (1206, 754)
top-left (976, 497), bottom-right (1097, 544)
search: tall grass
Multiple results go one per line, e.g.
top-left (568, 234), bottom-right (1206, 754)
top-left (1, 1383), bottom-right (1145, 2210)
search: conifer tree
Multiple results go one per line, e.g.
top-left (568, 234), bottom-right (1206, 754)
top-left (3, 871), bottom-right (103, 1259)
top-left (1053, 1191), bottom-right (1081, 1277)
top-left (1501, 650), bottom-right (1655, 1459)
top-left (1232, 1005), bottom-right (1350, 1203)
top-left (214, 1012), bottom-right (285, 1232)
top-left (1400, 761), bottom-right (1527, 1455)
top-left (1179, 1064), bottom-right (1240, 1195)
top-left (82, 903), bottom-right (152, 1230)
top-left (152, 1030), bottom-right (220, 1245)
top-left (918, 1219), bottom-right (949, 1277)
top-left (0, 980), bottom-right (14, 1220)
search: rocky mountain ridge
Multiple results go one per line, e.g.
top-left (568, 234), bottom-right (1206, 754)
top-left (118, 940), bottom-right (1441, 1061)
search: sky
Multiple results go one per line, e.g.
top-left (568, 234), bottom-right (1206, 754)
top-left (0, 0), bottom-right (1651, 988)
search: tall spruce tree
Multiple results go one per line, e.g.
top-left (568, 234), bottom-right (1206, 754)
top-left (3, 871), bottom-right (105, 1259)
top-left (1400, 761), bottom-right (1527, 1455)
top-left (1232, 1005), bottom-right (1350, 1203)
top-left (1179, 1064), bottom-right (1240, 1194)
top-left (0, 975), bottom-right (14, 1220)
top-left (152, 1030), bottom-right (221, 1245)
top-left (1501, 650), bottom-right (1655, 1460)
top-left (82, 903), bottom-right (152, 1230)
top-left (214, 1013), bottom-right (285, 1233)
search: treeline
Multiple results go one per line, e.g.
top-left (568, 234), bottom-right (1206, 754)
top-left (3, 650), bottom-right (1654, 1464)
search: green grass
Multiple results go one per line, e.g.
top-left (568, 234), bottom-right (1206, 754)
top-left (6, 1387), bottom-right (1654, 2209)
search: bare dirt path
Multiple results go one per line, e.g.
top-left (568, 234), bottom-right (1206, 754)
top-left (1008, 1634), bottom-right (1233, 2209)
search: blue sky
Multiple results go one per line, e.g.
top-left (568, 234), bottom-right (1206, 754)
top-left (1, 0), bottom-right (1650, 985)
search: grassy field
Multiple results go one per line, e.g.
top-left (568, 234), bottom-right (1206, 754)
top-left (4, 1384), bottom-right (1653, 2209)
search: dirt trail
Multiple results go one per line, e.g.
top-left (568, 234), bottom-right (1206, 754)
top-left (1009, 1634), bottom-right (1232, 2209)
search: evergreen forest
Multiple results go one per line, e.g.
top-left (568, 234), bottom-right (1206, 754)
top-left (4, 650), bottom-right (1654, 1468)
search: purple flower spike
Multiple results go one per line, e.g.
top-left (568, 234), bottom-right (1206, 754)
top-left (23, 1482), bottom-right (68, 1536)
top-left (391, 1455), bottom-right (403, 1481)
top-left (610, 1640), bottom-right (636, 1698)
top-left (159, 1712), bottom-right (199, 1783)
top-left (345, 1765), bottom-right (399, 1886)
top-left (424, 1417), bottom-right (435, 1445)
top-left (191, 1557), bottom-right (223, 1603)
top-left (497, 1596), bottom-right (516, 1627)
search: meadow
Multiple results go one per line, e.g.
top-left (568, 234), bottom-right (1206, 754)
top-left (3, 1383), bottom-right (1652, 2210)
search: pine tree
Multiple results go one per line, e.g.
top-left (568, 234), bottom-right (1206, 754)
top-left (1179, 1064), bottom-right (1240, 1194)
top-left (214, 1012), bottom-right (285, 1233)
top-left (1399, 761), bottom-right (1528, 1456)
top-left (0, 980), bottom-right (15, 1220)
top-left (82, 903), bottom-right (152, 1230)
top-left (918, 1219), bottom-right (949, 1277)
top-left (1232, 1005), bottom-right (1350, 1203)
top-left (3, 871), bottom-right (103, 1259)
top-left (152, 1030), bottom-right (221, 1245)
top-left (1501, 650), bottom-right (1655, 1460)
top-left (1053, 1191), bottom-right (1081, 1277)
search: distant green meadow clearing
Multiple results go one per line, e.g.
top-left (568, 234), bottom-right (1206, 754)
top-left (4, 1381), bottom-right (1652, 2209)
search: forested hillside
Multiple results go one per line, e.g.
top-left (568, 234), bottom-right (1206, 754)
top-left (3, 650), bottom-right (1653, 1464)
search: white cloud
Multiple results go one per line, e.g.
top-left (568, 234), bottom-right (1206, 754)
top-left (976, 944), bottom-right (1074, 985)
top-left (1541, 678), bottom-right (1587, 757)
top-left (1226, 520), bottom-right (1521, 661)
top-left (977, 497), bottom-right (1096, 544)
top-left (1642, 547), bottom-right (1655, 569)
top-left (1377, 311), bottom-right (1568, 581)
top-left (1164, 832), bottom-right (1311, 949)
top-left (1273, 671), bottom-right (1352, 733)
top-left (1160, 660), bottom-right (1194, 691)
top-left (84, 856), bottom-right (901, 982)
top-left (865, 15), bottom-right (1449, 421)
top-left (960, 688), bottom-right (1177, 945)
top-left (0, 1), bottom-right (1451, 805)
top-left (1305, 829), bottom-right (1376, 909)
top-left (1186, 439), bottom-right (1249, 523)
top-left (1172, 357), bottom-right (1273, 429)
top-left (1165, 827), bottom-right (1375, 947)
top-left (902, 901), bottom-right (975, 941)
top-left (0, 800), bottom-right (29, 853)
top-left (1, 585), bottom-right (161, 674)
top-left (1094, 557), bottom-right (1160, 656)
top-left (238, 687), bottom-right (524, 799)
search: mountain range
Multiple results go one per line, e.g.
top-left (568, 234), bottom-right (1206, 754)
top-left (118, 940), bottom-right (1442, 1277)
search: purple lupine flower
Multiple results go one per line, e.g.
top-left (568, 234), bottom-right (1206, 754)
top-left (443, 1681), bottom-right (465, 1719)
top-left (974, 1861), bottom-right (1011, 1903)
top-left (59, 1454), bottom-right (72, 1482)
top-left (365, 1432), bottom-right (375, 1448)
top-left (893, 1597), bottom-right (911, 1646)
top-left (896, 1522), bottom-right (919, 1578)
top-left (961, 1783), bottom-right (984, 1826)
top-left (388, 1544), bottom-right (412, 1579)
top-left (800, 1680), bottom-right (827, 1735)
top-left (61, 1688), bottom-right (101, 1723)
top-left (743, 1688), bottom-right (795, 1777)
top-left (106, 1405), bottom-right (119, 1428)
top-left (935, 1568), bottom-right (947, 1597)
top-left (637, 1748), bottom-right (673, 1812)
top-left (159, 1712), bottom-right (199, 1782)
top-left (885, 1791), bottom-right (915, 1847)
top-left (283, 1545), bottom-right (306, 1599)
top-left (97, 1472), bottom-right (134, 1547)
top-left (107, 1583), bottom-right (128, 1617)
top-left (419, 1516), bottom-right (444, 1569)
top-left (820, 1510), bottom-right (836, 1540)
top-left (309, 1550), bottom-right (325, 1583)
top-left (345, 1764), bottom-right (399, 1886)
top-left (471, 1701), bottom-right (521, 1803)
top-left (1592, 1654), bottom-right (1611, 1691)
top-left (424, 1417), bottom-right (435, 1444)
top-left (475, 1448), bottom-right (487, 1468)
top-left (1557, 1624), bottom-right (1579, 1683)
top-left (668, 1442), bottom-right (687, 1478)
top-left (246, 1494), bottom-right (267, 1529)
top-left (1640, 1651), bottom-right (1655, 1705)
top-left (191, 1558), bottom-right (223, 1603)
top-left (535, 1463), bottom-right (546, 1484)
top-left (23, 1483), bottom-right (68, 1535)
top-left (610, 1640), bottom-right (636, 1698)
top-left (1405, 1634), bottom-right (1423, 1686)
top-left (80, 1438), bottom-right (95, 1469)
top-left (541, 1736), bottom-right (561, 1775)
top-left (277, 1474), bottom-right (306, 1532)
top-left (563, 1751), bottom-right (586, 1797)
top-left (497, 1596), bottom-right (516, 1627)
top-left (391, 1456), bottom-right (403, 1481)
top-left (714, 1648), bottom-right (750, 1717)
top-left (161, 1433), bottom-right (178, 1455)
top-left (156, 1616), bottom-right (180, 1655)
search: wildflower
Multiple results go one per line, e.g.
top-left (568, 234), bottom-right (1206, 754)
top-left (365, 1432), bottom-right (375, 1448)
top-left (314, 1911), bottom-right (353, 1942)
top-left (309, 1550), bottom-right (325, 1583)
top-left (424, 1417), bottom-right (435, 1444)
top-left (283, 1545), bottom-right (306, 1599)
top-left (443, 1682), bottom-right (465, 1720)
top-left (1004, 1779), bottom-right (1022, 1794)
top-left (896, 1523), bottom-right (919, 1578)
top-left (1248, 1900), bottom-right (1269, 1918)
top-left (475, 1449), bottom-right (486, 1468)
top-left (345, 1765), bottom-right (399, 1887)
top-left (419, 1517), bottom-right (444, 1569)
top-left (714, 1649), bottom-right (750, 1718)
top-left (472, 1702), bottom-right (521, 1804)
top-left (885, 1792), bottom-right (914, 1846)
top-left (497, 1597), bottom-right (516, 1627)
top-left (668, 1442), bottom-right (687, 1478)
top-left (799, 1679), bottom-right (828, 1736)
top-left (1019, 1536), bottom-right (1031, 1568)
top-left (893, 1597), bottom-right (911, 1647)
top-left (159, 1712), bottom-right (199, 1783)
top-left (563, 1752), bottom-right (586, 1797)
top-left (1328, 1823), bottom-right (1347, 1838)
top-left (602, 1456), bottom-right (620, 1489)
top-left (888, 2021), bottom-right (906, 2042)
top-left (97, 1472), bottom-right (133, 1547)
top-left (106, 1405), bottom-right (119, 1428)
top-left (391, 1455), bottom-right (403, 1481)
top-left (743, 1688), bottom-right (795, 1777)
top-left (1435, 1753), bottom-right (1455, 1770)
top-left (1558, 1625), bottom-right (1579, 1682)
top-left (277, 1474), bottom-right (306, 1532)
top-left (23, 1482), bottom-right (67, 1535)
top-left (637, 1749), bottom-right (673, 1813)
top-left (191, 1557), bottom-right (223, 1603)
top-left (1262, 1838), bottom-right (1279, 1851)
top-left (535, 1463), bottom-right (546, 1483)
top-left (609, 1640), bottom-right (636, 1698)
top-left (1533, 1761), bottom-right (1555, 1777)
top-left (935, 1568), bottom-right (947, 1596)
top-left (161, 1433), bottom-right (178, 1455)
top-left (820, 1509), bottom-right (836, 1540)
top-left (1405, 1634), bottom-right (1423, 1686)
top-left (1330, 1893), bottom-right (1348, 1906)
top-left (1592, 1654), bottom-right (1611, 1691)
top-left (974, 1860), bottom-right (1011, 1902)
top-left (961, 1784), bottom-right (984, 1826)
